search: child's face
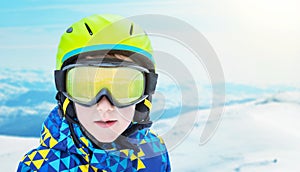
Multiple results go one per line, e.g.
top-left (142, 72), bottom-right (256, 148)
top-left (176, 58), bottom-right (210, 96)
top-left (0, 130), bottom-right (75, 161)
top-left (74, 54), bottom-right (136, 143)
top-left (75, 97), bottom-right (135, 143)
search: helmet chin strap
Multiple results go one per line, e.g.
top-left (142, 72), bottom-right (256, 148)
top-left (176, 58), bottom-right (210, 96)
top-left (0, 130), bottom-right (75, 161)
top-left (55, 92), bottom-right (153, 151)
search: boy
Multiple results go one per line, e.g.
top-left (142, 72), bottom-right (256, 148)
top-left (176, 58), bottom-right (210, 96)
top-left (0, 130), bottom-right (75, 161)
top-left (17, 14), bottom-right (171, 172)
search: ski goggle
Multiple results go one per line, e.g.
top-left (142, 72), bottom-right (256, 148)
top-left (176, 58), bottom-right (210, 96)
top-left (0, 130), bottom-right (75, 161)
top-left (55, 61), bottom-right (158, 108)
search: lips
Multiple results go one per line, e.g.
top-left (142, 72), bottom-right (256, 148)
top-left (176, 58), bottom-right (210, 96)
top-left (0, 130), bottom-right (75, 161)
top-left (94, 120), bottom-right (117, 128)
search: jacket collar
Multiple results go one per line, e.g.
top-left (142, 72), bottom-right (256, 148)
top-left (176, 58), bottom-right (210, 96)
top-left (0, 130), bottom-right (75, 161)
top-left (40, 107), bottom-right (136, 166)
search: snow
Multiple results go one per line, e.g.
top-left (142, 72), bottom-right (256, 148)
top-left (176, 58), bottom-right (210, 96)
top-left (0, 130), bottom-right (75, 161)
top-left (1, 86), bottom-right (300, 171)
top-left (0, 135), bottom-right (38, 171)
top-left (0, 68), bottom-right (53, 83)
top-left (0, 105), bottom-right (47, 117)
top-left (165, 99), bottom-right (300, 171)
top-left (0, 83), bottom-right (28, 102)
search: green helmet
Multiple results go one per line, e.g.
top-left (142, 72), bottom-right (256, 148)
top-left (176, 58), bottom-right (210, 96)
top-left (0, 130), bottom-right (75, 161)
top-left (56, 14), bottom-right (155, 70)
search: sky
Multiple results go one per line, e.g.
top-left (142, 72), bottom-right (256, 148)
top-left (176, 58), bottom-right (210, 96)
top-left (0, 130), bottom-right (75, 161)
top-left (0, 0), bottom-right (299, 87)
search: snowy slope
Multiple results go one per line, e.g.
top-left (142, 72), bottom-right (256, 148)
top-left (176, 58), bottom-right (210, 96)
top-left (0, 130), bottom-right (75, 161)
top-left (163, 94), bottom-right (300, 171)
top-left (0, 135), bottom-right (39, 171)
top-left (2, 91), bottom-right (300, 171)
top-left (1, 69), bottom-right (300, 171)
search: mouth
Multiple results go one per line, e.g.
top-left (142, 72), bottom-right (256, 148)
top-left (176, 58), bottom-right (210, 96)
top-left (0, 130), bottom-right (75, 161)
top-left (94, 120), bottom-right (117, 128)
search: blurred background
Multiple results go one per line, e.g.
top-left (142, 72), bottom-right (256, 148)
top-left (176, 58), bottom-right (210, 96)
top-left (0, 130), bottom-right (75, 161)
top-left (1, 0), bottom-right (300, 171)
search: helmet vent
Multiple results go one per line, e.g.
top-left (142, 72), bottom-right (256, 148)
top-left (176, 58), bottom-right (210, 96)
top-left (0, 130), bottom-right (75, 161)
top-left (84, 23), bottom-right (93, 35)
top-left (66, 27), bottom-right (73, 33)
top-left (129, 23), bottom-right (133, 36)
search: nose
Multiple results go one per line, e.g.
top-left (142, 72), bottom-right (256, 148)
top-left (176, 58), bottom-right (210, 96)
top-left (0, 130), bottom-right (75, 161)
top-left (96, 96), bottom-right (114, 112)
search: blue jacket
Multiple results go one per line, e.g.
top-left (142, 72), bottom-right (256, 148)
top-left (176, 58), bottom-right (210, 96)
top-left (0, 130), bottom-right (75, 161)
top-left (17, 107), bottom-right (171, 172)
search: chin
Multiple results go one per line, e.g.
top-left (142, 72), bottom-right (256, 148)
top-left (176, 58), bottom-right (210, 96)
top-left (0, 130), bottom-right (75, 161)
top-left (95, 135), bottom-right (119, 143)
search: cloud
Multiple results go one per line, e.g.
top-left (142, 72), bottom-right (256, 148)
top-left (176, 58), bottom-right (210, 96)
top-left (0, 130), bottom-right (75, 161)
top-left (1, 0), bottom-right (299, 86)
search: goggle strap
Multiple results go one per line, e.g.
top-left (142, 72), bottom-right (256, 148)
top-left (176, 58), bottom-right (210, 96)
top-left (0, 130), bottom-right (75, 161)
top-left (63, 98), bottom-right (70, 115)
top-left (145, 72), bottom-right (158, 95)
top-left (54, 70), bottom-right (65, 92)
top-left (144, 98), bottom-right (152, 110)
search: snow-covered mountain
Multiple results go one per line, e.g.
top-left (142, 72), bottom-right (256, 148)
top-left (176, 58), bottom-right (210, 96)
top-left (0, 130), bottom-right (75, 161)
top-left (1, 68), bottom-right (300, 171)
top-left (0, 68), bottom-right (56, 137)
top-left (2, 91), bottom-right (300, 171)
top-left (1, 68), bottom-right (298, 138)
top-left (152, 91), bottom-right (300, 171)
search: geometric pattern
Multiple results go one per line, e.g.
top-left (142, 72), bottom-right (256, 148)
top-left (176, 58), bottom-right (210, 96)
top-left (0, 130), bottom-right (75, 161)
top-left (17, 106), bottom-right (171, 172)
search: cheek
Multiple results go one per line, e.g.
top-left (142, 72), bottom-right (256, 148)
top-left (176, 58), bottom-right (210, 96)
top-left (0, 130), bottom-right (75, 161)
top-left (74, 104), bottom-right (95, 122)
top-left (118, 106), bottom-right (135, 121)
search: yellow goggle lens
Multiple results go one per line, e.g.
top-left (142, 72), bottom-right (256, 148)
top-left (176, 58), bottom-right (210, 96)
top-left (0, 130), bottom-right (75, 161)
top-left (66, 66), bottom-right (145, 105)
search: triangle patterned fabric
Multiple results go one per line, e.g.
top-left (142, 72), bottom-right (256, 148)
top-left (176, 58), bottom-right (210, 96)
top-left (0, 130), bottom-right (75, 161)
top-left (17, 107), bottom-right (171, 172)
